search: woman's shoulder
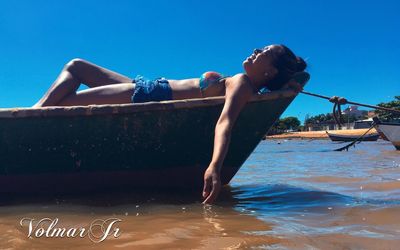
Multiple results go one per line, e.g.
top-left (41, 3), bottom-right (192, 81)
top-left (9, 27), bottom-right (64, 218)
top-left (226, 73), bottom-right (257, 93)
top-left (226, 73), bottom-right (251, 86)
top-left (230, 73), bottom-right (248, 81)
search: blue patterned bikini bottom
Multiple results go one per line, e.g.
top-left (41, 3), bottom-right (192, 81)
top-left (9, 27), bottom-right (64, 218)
top-left (132, 75), bottom-right (173, 103)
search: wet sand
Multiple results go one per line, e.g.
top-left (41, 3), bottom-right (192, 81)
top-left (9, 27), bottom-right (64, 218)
top-left (266, 128), bottom-right (379, 139)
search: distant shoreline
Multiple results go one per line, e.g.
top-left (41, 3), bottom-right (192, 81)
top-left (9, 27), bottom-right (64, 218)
top-left (265, 128), bottom-right (378, 140)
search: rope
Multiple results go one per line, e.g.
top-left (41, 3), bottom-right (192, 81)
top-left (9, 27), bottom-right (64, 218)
top-left (300, 91), bottom-right (400, 114)
top-left (298, 90), bottom-right (398, 152)
top-left (332, 102), bottom-right (343, 129)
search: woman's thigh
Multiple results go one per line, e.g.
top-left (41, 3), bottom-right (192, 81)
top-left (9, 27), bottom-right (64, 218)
top-left (68, 59), bottom-right (133, 87)
top-left (58, 83), bottom-right (134, 106)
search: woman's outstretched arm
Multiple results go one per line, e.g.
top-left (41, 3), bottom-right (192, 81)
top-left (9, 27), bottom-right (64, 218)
top-left (202, 74), bottom-right (254, 204)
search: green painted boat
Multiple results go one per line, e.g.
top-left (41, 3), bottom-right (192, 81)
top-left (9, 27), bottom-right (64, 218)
top-left (0, 90), bottom-right (300, 193)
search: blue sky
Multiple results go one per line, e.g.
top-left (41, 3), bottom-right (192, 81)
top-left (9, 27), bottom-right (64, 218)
top-left (0, 0), bottom-right (399, 122)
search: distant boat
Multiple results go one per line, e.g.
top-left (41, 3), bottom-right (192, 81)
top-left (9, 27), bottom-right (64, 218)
top-left (0, 90), bottom-right (301, 193)
top-left (326, 131), bottom-right (380, 142)
top-left (373, 118), bottom-right (400, 150)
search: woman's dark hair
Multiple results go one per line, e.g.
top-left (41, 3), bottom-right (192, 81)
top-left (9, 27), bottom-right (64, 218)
top-left (266, 44), bottom-right (307, 91)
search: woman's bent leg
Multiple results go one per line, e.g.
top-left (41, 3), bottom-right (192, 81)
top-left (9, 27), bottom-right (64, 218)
top-left (57, 83), bottom-right (134, 106)
top-left (65, 59), bottom-right (133, 88)
top-left (34, 59), bottom-right (133, 107)
top-left (34, 68), bottom-right (80, 107)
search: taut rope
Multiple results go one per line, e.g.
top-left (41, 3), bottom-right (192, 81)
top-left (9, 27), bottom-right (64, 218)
top-left (300, 91), bottom-right (400, 114)
top-left (299, 91), bottom-right (399, 151)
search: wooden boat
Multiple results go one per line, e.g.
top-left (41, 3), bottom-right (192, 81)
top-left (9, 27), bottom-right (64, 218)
top-left (0, 90), bottom-right (301, 193)
top-left (373, 118), bottom-right (400, 150)
top-left (326, 131), bottom-right (380, 142)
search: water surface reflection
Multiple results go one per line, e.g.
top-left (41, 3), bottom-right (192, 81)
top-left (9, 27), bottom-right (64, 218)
top-left (0, 139), bottom-right (399, 249)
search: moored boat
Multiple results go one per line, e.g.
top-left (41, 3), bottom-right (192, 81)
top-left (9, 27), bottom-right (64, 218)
top-left (0, 89), bottom-right (302, 193)
top-left (373, 118), bottom-right (400, 150)
top-left (326, 131), bottom-right (380, 142)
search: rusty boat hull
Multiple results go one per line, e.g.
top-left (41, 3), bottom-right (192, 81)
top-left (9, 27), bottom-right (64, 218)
top-left (0, 91), bottom-right (299, 193)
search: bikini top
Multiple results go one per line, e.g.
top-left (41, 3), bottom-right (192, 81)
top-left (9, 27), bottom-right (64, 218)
top-left (199, 71), bottom-right (279, 94)
top-left (199, 71), bottom-right (228, 91)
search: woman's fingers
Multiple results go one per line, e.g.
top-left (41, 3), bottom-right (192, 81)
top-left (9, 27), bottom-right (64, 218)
top-left (202, 167), bottom-right (222, 204)
top-left (202, 181), bottom-right (221, 204)
top-left (202, 177), bottom-right (211, 198)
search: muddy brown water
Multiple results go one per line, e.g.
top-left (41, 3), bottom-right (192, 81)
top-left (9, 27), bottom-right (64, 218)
top-left (0, 140), bottom-right (399, 249)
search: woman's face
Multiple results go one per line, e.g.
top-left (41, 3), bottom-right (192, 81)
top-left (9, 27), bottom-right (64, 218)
top-left (243, 45), bottom-right (281, 82)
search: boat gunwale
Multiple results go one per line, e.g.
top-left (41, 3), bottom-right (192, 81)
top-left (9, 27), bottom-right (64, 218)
top-left (375, 122), bottom-right (400, 127)
top-left (0, 89), bottom-right (297, 118)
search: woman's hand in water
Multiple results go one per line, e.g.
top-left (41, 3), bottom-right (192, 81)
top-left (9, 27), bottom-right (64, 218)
top-left (202, 165), bottom-right (221, 204)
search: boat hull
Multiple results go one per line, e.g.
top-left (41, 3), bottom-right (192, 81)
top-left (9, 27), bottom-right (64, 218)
top-left (375, 122), bottom-right (400, 150)
top-left (0, 92), bottom-right (297, 193)
top-left (326, 132), bottom-right (380, 142)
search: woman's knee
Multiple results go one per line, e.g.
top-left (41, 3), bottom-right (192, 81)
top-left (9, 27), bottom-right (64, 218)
top-left (64, 58), bottom-right (89, 73)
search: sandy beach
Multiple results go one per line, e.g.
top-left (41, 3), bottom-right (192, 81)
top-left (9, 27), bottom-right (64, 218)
top-left (265, 128), bottom-right (379, 140)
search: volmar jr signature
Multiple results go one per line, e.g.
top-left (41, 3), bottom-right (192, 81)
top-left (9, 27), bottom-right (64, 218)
top-left (20, 217), bottom-right (122, 243)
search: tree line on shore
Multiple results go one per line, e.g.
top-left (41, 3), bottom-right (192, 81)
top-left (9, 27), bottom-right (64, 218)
top-left (268, 96), bottom-right (400, 135)
top-left (375, 96), bottom-right (400, 121)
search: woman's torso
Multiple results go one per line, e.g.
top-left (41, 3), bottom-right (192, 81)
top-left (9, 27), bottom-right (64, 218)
top-left (168, 72), bottom-right (227, 100)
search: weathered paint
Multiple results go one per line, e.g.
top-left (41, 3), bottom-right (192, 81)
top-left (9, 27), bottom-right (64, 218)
top-left (0, 92), bottom-right (297, 193)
